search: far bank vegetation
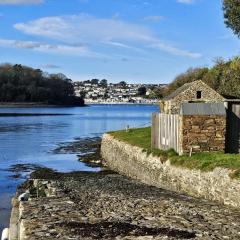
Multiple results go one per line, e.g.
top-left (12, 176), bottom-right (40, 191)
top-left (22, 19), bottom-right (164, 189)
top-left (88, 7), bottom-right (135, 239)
top-left (0, 64), bottom-right (84, 106)
top-left (160, 57), bottom-right (240, 99)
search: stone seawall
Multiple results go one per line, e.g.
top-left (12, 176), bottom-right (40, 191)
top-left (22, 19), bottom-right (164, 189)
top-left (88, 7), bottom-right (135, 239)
top-left (101, 134), bottom-right (240, 208)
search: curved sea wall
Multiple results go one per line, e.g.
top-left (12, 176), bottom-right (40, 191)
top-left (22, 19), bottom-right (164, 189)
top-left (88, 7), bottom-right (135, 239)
top-left (101, 133), bottom-right (240, 208)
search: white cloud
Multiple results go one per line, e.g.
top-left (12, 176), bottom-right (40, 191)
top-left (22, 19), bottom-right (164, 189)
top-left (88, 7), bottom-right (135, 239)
top-left (14, 14), bottom-right (152, 43)
top-left (143, 15), bottom-right (163, 22)
top-left (14, 14), bottom-right (202, 59)
top-left (177, 0), bottom-right (194, 4)
top-left (0, 38), bottom-right (103, 58)
top-left (104, 41), bottom-right (147, 54)
top-left (0, 0), bottom-right (43, 5)
top-left (150, 42), bottom-right (202, 58)
top-left (40, 64), bottom-right (61, 69)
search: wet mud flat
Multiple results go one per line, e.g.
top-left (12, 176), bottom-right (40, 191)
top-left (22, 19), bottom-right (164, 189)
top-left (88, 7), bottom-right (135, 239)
top-left (15, 168), bottom-right (240, 240)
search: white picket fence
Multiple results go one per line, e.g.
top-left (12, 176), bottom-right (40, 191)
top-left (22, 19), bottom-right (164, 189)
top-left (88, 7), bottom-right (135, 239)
top-left (152, 113), bottom-right (180, 153)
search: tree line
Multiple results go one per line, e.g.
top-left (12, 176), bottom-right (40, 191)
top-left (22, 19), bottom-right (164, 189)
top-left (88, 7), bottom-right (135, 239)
top-left (161, 57), bottom-right (240, 99)
top-left (0, 64), bottom-right (84, 105)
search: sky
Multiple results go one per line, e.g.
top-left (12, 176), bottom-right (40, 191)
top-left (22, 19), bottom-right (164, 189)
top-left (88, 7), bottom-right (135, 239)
top-left (0, 0), bottom-right (239, 84)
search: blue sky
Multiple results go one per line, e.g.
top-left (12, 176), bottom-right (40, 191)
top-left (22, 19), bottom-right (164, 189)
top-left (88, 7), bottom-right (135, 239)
top-left (0, 0), bottom-right (239, 83)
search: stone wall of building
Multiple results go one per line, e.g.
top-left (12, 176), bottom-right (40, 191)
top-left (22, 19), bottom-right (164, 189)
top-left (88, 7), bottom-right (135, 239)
top-left (101, 134), bottom-right (240, 208)
top-left (181, 115), bottom-right (226, 154)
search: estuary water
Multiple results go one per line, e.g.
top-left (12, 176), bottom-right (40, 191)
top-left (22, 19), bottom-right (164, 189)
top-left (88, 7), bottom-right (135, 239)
top-left (0, 104), bottom-right (159, 232)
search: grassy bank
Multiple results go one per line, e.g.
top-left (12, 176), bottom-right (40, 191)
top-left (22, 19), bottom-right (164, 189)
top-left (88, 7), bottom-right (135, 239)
top-left (109, 127), bottom-right (240, 178)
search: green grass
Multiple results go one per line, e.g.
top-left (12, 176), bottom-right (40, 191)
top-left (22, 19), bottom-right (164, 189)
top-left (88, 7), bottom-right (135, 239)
top-left (109, 127), bottom-right (240, 178)
top-left (109, 127), bottom-right (176, 161)
top-left (109, 127), bottom-right (152, 150)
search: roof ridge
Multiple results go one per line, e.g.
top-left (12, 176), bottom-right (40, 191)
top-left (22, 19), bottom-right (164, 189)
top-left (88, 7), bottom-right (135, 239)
top-left (163, 80), bottom-right (208, 101)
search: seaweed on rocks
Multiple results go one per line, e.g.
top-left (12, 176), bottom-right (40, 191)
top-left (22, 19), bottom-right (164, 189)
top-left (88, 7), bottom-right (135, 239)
top-left (53, 137), bottom-right (102, 154)
top-left (30, 168), bottom-right (62, 180)
top-left (2, 164), bottom-right (46, 179)
top-left (7, 164), bottom-right (45, 173)
top-left (53, 137), bottom-right (103, 167)
top-left (58, 221), bottom-right (196, 239)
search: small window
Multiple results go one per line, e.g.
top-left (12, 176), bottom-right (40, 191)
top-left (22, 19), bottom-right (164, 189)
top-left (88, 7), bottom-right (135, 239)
top-left (197, 91), bottom-right (202, 99)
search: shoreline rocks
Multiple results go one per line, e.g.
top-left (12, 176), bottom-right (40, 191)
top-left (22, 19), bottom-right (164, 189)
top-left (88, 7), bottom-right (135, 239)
top-left (53, 137), bottom-right (103, 168)
top-left (7, 169), bottom-right (240, 239)
top-left (6, 135), bottom-right (240, 239)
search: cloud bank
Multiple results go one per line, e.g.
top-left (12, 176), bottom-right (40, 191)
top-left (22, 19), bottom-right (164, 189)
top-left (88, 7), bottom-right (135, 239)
top-left (13, 14), bottom-right (202, 59)
top-left (143, 15), bottom-right (163, 22)
top-left (0, 38), bottom-right (103, 58)
top-left (177, 0), bottom-right (194, 4)
top-left (0, 0), bottom-right (43, 5)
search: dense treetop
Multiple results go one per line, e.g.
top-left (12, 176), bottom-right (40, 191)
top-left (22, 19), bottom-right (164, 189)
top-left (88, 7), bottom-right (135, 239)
top-left (0, 64), bottom-right (84, 105)
top-left (223, 0), bottom-right (240, 37)
top-left (137, 86), bottom-right (147, 96)
top-left (163, 57), bottom-right (240, 99)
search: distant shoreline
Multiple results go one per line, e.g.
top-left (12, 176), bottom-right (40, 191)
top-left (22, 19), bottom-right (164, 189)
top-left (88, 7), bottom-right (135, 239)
top-left (0, 102), bottom-right (158, 108)
top-left (0, 102), bottom-right (86, 108)
top-left (85, 102), bottom-right (158, 105)
top-left (0, 113), bottom-right (74, 117)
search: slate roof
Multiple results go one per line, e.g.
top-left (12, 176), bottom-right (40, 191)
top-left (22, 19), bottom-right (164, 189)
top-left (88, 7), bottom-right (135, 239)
top-left (162, 80), bottom-right (225, 102)
top-left (163, 82), bottom-right (193, 101)
top-left (180, 103), bottom-right (226, 115)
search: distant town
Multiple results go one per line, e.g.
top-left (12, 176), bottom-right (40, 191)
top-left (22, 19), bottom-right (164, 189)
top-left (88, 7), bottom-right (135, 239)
top-left (74, 79), bottom-right (166, 104)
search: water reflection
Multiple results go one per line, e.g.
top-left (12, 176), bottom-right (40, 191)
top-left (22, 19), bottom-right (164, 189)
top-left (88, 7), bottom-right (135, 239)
top-left (0, 193), bottom-right (12, 232)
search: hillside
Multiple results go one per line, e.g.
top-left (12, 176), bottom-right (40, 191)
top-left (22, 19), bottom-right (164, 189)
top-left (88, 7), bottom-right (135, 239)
top-left (163, 57), bottom-right (240, 99)
top-left (0, 64), bottom-right (84, 106)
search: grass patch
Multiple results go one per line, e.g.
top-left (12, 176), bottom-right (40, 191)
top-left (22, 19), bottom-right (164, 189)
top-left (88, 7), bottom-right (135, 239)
top-left (171, 153), bottom-right (240, 174)
top-left (109, 127), bottom-right (178, 161)
top-left (109, 127), bottom-right (240, 178)
top-left (109, 127), bottom-right (151, 151)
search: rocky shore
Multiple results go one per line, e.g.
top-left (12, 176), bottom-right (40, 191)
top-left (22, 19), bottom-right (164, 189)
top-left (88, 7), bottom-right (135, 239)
top-left (8, 168), bottom-right (240, 239)
top-left (6, 136), bottom-right (240, 239)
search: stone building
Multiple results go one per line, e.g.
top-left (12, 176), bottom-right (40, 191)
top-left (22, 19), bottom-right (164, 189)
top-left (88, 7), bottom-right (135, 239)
top-left (153, 81), bottom-right (227, 154)
top-left (152, 103), bottom-right (226, 155)
top-left (160, 80), bottom-right (225, 114)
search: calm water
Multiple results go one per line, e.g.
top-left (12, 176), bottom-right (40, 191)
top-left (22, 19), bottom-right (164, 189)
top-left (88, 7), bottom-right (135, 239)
top-left (0, 104), bottom-right (158, 232)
